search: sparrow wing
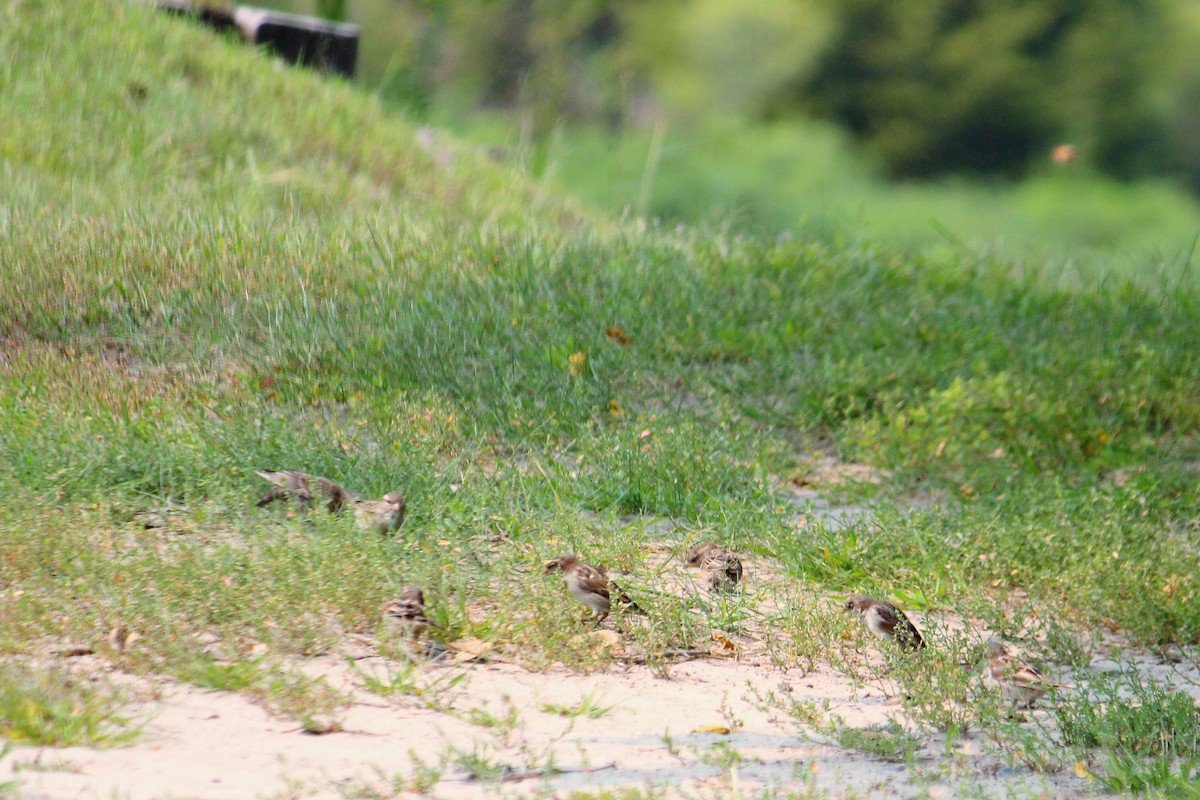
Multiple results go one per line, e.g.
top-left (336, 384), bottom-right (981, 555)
top-left (686, 543), bottom-right (718, 567)
top-left (999, 656), bottom-right (1050, 688)
top-left (575, 563), bottom-right (612, 600)
top-left (255, 470), bottom-right (314, 507)
top-left (877, 602), bottom-right (926, 650)
top-left (314, 477), bottom-right (356, 512)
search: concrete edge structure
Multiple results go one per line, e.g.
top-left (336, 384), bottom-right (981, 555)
top-left (152, 1), bottom-right (360, 79)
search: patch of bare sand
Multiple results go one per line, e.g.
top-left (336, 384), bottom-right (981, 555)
top-left (13, 644), bottom-right (1188, 799)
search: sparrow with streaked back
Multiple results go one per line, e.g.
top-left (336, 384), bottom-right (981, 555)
top-left (381, 585), bottom-right (435, 639)
top-left (544, 554), bottom-right (642, 623)
top-left (256, 470), bottom-right (406, 533)
top-left (844, 594), bottom-right (926, 651)
top-left (686, 543), bottom-right (744, 592)
top-left (980, 638), bottom-right (1055, 708)
top-left (256, 469), bottom-right (355, 513)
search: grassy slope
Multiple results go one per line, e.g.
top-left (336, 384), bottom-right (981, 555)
top-left (2, 1), bottom-right (1200, 763)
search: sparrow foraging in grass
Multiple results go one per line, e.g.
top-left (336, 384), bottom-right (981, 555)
top-left (979, 638), bottom-right (1055, 708)
top-left (256, 469), bottom-right (356, 513)
top-left (353, 492), bottom-right (407, 534)
top-left (844, 594), bottom-right (926, 652)
top-left (255, 470), bottom-right (406, 533)
top-left (381, 585), bottom-right (435, 638)
top-left (686, 543), bottom-right (743, 592)
top-left (544, 554), bottom-right (643, 623)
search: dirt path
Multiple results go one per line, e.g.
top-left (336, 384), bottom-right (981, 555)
top-left (6, 649), bottom-right (1145, 800)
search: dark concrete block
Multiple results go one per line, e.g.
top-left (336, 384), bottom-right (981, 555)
top-left (153, 2), bottom-right (360, 79)
top-left (234, 7), bottom-right (359, 79)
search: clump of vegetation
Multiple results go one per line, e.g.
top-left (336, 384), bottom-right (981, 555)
top-left (0, 661), bottom-right (141, 748)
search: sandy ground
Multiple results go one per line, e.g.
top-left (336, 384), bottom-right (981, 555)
top-left (7, 640), bottom-right (1197, 800)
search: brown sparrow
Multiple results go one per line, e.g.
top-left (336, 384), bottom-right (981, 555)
top-left (256, 470), bottom-right (406, 533)
top-left (844, 594), bottom-right (926, 651)
top-left (381, 585), bottom-right (435, 638)
top-left (544, 554), bottom-right (642, 623)
top-left (353, 492), bottom-right (407, 534)
top-left (256, 469), bottom-right (356, 512)
top-left (980, 639), bottom-right (1054, 708)
top-left (686, 543), bottom-right (743, 592)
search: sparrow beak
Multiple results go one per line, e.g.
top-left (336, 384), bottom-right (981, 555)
top-left (543, 558), bottom-right (561, 572)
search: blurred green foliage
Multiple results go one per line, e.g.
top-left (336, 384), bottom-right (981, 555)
top-left (267, 0), bottom-right (1200, 188)
top-left (799, 0), bottom-right (1185, 178)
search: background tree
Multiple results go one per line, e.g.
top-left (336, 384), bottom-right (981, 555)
top-left (798, 0), bottom-right (1179, 178)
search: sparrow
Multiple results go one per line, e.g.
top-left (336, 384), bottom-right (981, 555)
top-left (256, 470), bottom-right (406, 533)
top-left (381, 585), bottom-right (435, 639)
top-left (844, 594), bottom-right (926, 652)
top-left (353, 491), bottom-right (407, 534)
top-left (686, 543), bottom-right (743, 592)
top-left (256, 469), bottom-right (355, 513)
top-left (544, 554), bottom-right (642, 623)
top-left (980, 638), bottom-right (1055, 708)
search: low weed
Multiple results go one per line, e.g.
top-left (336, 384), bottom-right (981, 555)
top-left (352, 659), bottom-right (468, 712)
top-left (987, 665), bottom-right (1200, 792)
top-left (0, 743), bottom-right (17, 796)
top-left (334, 756), bottom-right (446, 799)
top-left (541, 690), bottom-right (617, 719)
top-left (0, 661), bottom-right (141, 747)
top-left (457, 696), bottom-right (522, 744)
top-left (172, 656), bottom-right (347, 733)
top-left (824, 717), bottom-right (920, 762)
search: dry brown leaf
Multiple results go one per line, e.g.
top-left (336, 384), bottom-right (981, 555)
top-left (447, 637), bottom-right (493, 663)
top-left (567, 351), bottom-right (588, 376)
top-left (710, 631), bottom-right (739, 655)
top-left (605, 327), bottom-right (632, 346)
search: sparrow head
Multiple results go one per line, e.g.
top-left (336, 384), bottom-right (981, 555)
top-left (383, 491), bottom-right (406, 510)
top-left (844, 594), bottom-right (875, 615)
top-left (544, 554), bottom-right (578, 573)
top-left (397, 584), bottom-right (424, 605)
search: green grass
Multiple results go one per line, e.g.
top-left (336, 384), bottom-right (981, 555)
top-left (1, 0), bottom-right (1200, 791)
top-left (0, 662), bottom-right (141, 747)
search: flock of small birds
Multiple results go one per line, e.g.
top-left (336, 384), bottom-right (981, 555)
top-left (254, 469), bottom-right (1056, 709)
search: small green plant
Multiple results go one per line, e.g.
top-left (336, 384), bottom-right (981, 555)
top-left (174, 656), bottom-right (346, 733)
top-left (699, 740), bottom-right (744, 772)
top-left (334, 756), bottom-right (446, 799)
top-left (173, 656), bottom-right (265, 693)
top-left (745, 682), bottom-right (829, 728)
top-left (1054, 669), bottom-right (1200, 758)
top-left (823, 717), bottom-right (920, 762)
top-left (540, 690), bottom-right (616, 719)
top-left (0, 661), bottom-right (141, 747)
top-left (447, 741), bottom-right (510, 784)
top-left (1095, 753), bottom-right (1200, 796)
top-left (351, 659), bottom-right (468, 712)
top-left (262, 669), bottom-right (346, 734)
top-left (457, 696), bottom-right (522, 745)
top-left (0, 743), bottom-right (18, 796)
